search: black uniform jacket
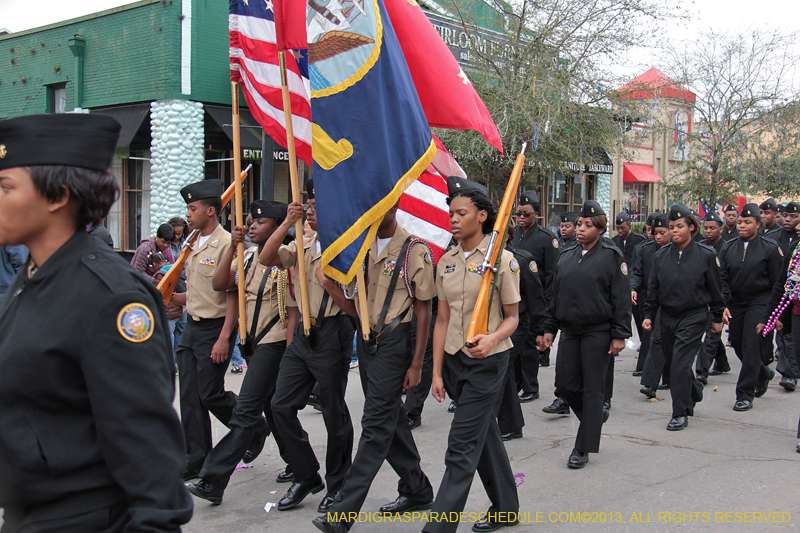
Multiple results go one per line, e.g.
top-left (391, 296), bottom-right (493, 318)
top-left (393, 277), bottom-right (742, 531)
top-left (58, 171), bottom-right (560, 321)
top-left (762, 224), bottom-right (782, 241)
top-left (511, 223), bottom-right (559, 299)
top-left (558, 235), bottom-right (577, 250)
top-left (0, 231), bottom-right (192, 530)
top-left (509, 246), bottom-right (547, 335)
top-left (611, 232), bottom-right (646, 265)
top-left (644, 240), bottom-right (725, 323)
top-left (544, 240), bottom-right (632, 340)
top-left (629, 240), bottom-right (661, 298)
top-left (719, 236), bottom-right (783, 307)
top-left (762, 239), bottom-right (799, 327)
top-left (721, 226), bottom-right (739, 242)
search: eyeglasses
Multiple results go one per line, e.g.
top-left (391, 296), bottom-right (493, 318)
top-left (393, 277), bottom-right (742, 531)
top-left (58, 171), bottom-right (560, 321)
top-left (514, 212), bottom-right (534, 218)
top-left (304, 204), bottom-right (316, 213)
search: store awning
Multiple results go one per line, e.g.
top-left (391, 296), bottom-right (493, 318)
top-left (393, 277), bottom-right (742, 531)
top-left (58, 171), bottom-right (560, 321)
top-left (205, 105), bottom-right (264, 150)
top-left (92, 104), bottom-right (150, 158)
top-left (623, 162), bottom-right (662, 183)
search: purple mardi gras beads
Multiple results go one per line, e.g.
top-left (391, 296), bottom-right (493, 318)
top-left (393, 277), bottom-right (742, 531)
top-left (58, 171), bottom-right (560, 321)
top-left (764, 251), bottom-right (800, 335)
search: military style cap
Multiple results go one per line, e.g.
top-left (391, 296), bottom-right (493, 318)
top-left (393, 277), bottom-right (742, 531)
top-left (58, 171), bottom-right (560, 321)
top-left (785, 201), bottom-right (800, 214)
top-left (580, 200), bottom-right (605, 217)
top-left (447, 176), bottom-right (489, 198)
top-left (250, 199), bottom-right (287, 220)
top-left (0, 113), bottom-right (121, 171)
top-left (777, 203), bottom-right (786, 213)
top-left (669, 203), bottom-right (691, 221)
top-left (615, 211), bottom-right (630, 225)
top-left (740, 203), bottom-right (760, 218)
top-left (724, 204), bottom-right (739, 213)
top-left (180, 179), bottom-right (223, 204)
top-left (704, 211), bottom-right (723, 224)
top-left (518, 190), bottom-right (539, 206)
top-left (305, 178), bottom-right (315, 200)
top-left (646, 213), bottom-right (657, 226)
top-left (561, 211), bottom-right (579, 223)
top-left (652, 213), bottom-right (669, 228)
top-left (759, 198), bottom-right (777, 211)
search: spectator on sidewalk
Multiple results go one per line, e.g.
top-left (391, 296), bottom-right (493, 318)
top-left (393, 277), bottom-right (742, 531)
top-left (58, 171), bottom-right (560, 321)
top-left (130, 223), bottom-right (175, 283)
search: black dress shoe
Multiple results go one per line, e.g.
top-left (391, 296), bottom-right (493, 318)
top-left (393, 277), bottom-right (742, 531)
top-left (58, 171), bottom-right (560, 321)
top-left (697, 374), bottom-right (708, 385)
top-left (602, 408), bottom-right (610, 423)
top-left (501, 430), bottom-right (523, 441)
top-left (312, 516), bottom-right (349, 533)
top-left (243, 418), bottom-right (270, 464)
top-left (379, 495), bottom-right (433, 515)
top-left (709, 366), bottom-right (731, 376)
top-left (306, 393), bottom-right (321, 409)
top-left (780, 376), bottom-right (797, 392)
top-left (408, 415), bottom-right (422, 430)
top-left (278, 474), bottom-right (325, 511)
top-left (542, 397), bottom-right (570, 414)
top-left (471, 513), bottom-right (520, 532)
top-left (519, 392), bottom-right (539, 403)
top-left (733, 400), bottom-right (753, 411)
top-left (658, 382), bottom-right (670, 390)
top-left (666, 416), bottom-right (688, 431)
top-left (632, 370), bottom-right (643, 377)
top-left (603, 399), bottom-right (611, 411)
top-left (186, 479), bottom-right (224, 505)
top-left (567, 448), bottom-right (588, 469)
top-left (182, 467), bottom-right (201, 481)
top-left (539, 359), bottom-right (550, 367)
top-left (276, 467), bottom-right (294, 483)
top-left (755, 368), bottom-right (775, 397)
top-left (639, 386), bottom-right (657, 399)
top-left (317, 491), bottom-right (339, 513)
top-left (447, 400), bottom-right (457, 413)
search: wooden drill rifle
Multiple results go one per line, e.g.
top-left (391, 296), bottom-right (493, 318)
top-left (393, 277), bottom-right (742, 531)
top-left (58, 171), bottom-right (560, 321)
top-left (157, 165), bottom-right (251, 305)
top-left (465, 142), bottom-right (528, 348)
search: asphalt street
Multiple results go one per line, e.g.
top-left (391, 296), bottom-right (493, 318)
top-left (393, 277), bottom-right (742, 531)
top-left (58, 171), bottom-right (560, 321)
top-left (182, 340), bottom-right (800, 533)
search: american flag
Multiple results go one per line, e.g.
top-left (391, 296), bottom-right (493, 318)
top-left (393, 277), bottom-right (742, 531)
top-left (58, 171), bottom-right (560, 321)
top-left (229, 0), bottom-right (313, 165)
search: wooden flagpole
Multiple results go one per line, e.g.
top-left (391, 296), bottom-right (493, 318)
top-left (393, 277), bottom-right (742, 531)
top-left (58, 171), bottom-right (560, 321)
top-left (231, 82), bottom-right (248, 343)
top-left (278, 50), bottom-right (312, 336)
top-left (356, 268), bottom-right (370, 341)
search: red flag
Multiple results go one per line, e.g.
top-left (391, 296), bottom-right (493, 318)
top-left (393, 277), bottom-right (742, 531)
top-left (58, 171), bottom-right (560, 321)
top-left (384, 0), bottom-right (503, 154)
top-left (273, 0), bottom-right (307, 51)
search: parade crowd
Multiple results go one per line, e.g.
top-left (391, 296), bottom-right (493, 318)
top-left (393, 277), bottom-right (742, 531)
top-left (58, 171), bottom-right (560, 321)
top-left (1, 114), bottom-right (799, 533)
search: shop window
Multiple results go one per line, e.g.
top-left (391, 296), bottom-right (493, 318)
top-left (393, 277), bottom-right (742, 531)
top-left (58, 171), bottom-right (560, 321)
top-left (545, 173), bottom-right (595, 234)
top-left (125, 152), bottom-right (151, 249)
top-left (105, 159), bottom-right (124, 249)
top-left (47, 83), bottom-right (67, 114)
top-left (622, 182), bottom-right (649, 222)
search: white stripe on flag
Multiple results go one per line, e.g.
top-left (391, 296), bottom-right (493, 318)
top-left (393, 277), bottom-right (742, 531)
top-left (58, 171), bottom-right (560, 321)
top-left (230, 47), bottom-right (310, 99)
top-left (229, 14), bottom-right (277, 45)
top-left (404, 180), bottom-right (449, 211)
top-left (396, 211), bottom-right (452, 250)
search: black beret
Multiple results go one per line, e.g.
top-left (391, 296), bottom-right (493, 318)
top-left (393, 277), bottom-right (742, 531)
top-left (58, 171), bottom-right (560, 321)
top-left (740, 203), bottom-right (760, 218)
top-left (724, 204), bottom-right (739, 213)
top-left (704, 211), bottom-right (723, 224)
top-left (0, 113), bottom-right (121, 171)
top-left (652, 213), bottom-right (669, 229)
top-left (759, 198), bottom-right (777, 211)
top-left (447, 176), bottom-right (489, 198)
top-left (785, 201), bottom-right (800, 214)
top-left (580, 200), bottom-right (605, 217)
top-left (180, 179), bottom-right (224, 203)
top-left (561, 211), bottom-right (579, 223)
top-left (646, 213), bottom-right (657, 226)
top-left (777, 203), bottom-right (786, 213)
top-left (305, 178), bottom-right (314, 200)
top-left (615, 211), bottom-right (630, 225)
top-left (669, 203), bottom-right (692, 221)
top-left (250, 199), bottom-right (287, 220)
top-left (518, 190), bottom-right (539, 206)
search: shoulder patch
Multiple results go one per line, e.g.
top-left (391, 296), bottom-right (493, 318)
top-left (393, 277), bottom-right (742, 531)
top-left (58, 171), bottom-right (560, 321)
top-left (117, 303), bottom-right (154, 343)
top-left (552, 238), bottom-right (559, 249)
top-left (621, 262), bottom-right (628, 276)
top-left (529, 260), bottom-right (538, 273)
top-left (423, 251), bottom-right (433, 265)
top-left (509, 258), bottom-right (520, 274)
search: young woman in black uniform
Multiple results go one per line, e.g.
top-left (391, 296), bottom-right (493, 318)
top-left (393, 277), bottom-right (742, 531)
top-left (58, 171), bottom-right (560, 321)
top-left (643, 204), bottom-right (725, 431)
top-left (538, 201), bottom-right (631, 469)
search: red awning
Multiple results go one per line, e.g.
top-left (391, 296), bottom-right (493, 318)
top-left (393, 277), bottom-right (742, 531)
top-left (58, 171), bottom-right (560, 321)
top-left (623, 163), bottom-right (662, 183)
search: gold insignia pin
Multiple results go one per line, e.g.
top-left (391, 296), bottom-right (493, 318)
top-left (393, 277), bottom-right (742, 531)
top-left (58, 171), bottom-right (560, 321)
top-left (188, 193), bottom-right (193, 199)
top-left (257, 208), bottom-right (262, 214)
top-left (0, 144), bottom-right (6, 158)
top-left (591, 207), bottom-right (595, 213)
top-left (456, 183), bottom-right (461, 188)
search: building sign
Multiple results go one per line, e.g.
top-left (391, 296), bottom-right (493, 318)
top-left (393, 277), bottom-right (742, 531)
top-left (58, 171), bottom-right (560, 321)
top-left (243, 149), bottom-right (290, 162)
top-left (426, 13), bottom-right (511, 69)
top-left (561, 160), bottom-right (614, 174)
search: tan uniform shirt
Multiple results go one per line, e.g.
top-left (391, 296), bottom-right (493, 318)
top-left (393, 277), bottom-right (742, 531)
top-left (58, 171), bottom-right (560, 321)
top-left (186, 224), bottom-right (232, 319)
top-left (436, 235), bottom-right (521, 357)
top-left (278, 234), bottom-right (341, 319)
top-left (240, 247), bottom-right (297, 345)
top-left (352, 224), bottom-right (435, 329)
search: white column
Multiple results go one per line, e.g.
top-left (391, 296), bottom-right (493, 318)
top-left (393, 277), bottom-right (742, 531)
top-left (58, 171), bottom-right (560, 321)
top-left (149, 99), bottom-right (205, 235)
top-left (596, 172), bottom-right (612, 219)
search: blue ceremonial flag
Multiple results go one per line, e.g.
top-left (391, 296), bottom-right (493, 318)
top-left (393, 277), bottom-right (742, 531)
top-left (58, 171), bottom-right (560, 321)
top-left (308, 0), bottom-right (436, 284)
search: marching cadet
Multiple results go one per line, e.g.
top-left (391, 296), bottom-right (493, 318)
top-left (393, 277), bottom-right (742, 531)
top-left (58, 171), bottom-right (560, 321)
top-left (558, 211), bottom-right (579, 248)
top-left (775, 203), bottom-right (786, 230)
top-left (538, 201), bottom-right (631, 469)
top-left (722, 204), bottom-right (739, 241)
top-left (695, 212), bottom-right (730, 382)
top-left (612, 211), bottom-right (646, 351)
top-left (259, 180), bottom-right (355, 514)
top-left (774, 202), bottom-right (800, 391)
top-left (760, 198), bottom-right (782, 240)
top-left (170, 179), bottom-right (240, 481)
top-left (187, 200), bottom-right (298, 505)
top-left (643, 204), bottom-right (725, 431)
top-left (423, 177), bottom-right (520, 533)
top-left (718, 204), bottom-right (782, 411)
top-left (630, 214), bottom-right (669, 377)
top-left (0, 114), bottom-right (192, 531)
top-left (512, 190), bottom-right (558, 392)
top-left (643, 213), bottom-right (657, 241)
top-left (312, 203), bottom-right (435, 533)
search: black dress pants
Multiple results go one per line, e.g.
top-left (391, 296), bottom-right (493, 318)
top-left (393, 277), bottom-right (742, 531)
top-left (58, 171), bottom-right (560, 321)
top-left (660, 308), bottom-right (707, 418)
top-left (555, 324), bottom-right (611, 454)
top-left (516, 320), bottom-right (543, 395)
top-left (200, 340), bottom-right (287, 488)
top-left (405, 302), bottom-right (437, 419)
top-left (423, 350), bottom-right (518, 533)
top-left (270, 317), bottom-right (354, 492)
top-left (695, 315), bottom-right (727, 379)
top-left (1, 502), bottom-right (130, 533)
top-left (498, 315), bottom-right (528, 434)
top-left (777, 328), bottom-right (799, 379)
top-left (641, 309), bottom-right (668, 389)
top-left (636, 298), bottom-right (651, 372)
top-left (177, 317), bottom-right (238, 471)
top-left (729, 303), bottom-right (774, 402)
top-left (330, 324), bottom-right (433, 518)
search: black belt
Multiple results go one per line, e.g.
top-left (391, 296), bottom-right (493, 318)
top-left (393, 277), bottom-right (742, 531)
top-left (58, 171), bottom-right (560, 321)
top-left (190, 315), bottom-right (225, 322)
